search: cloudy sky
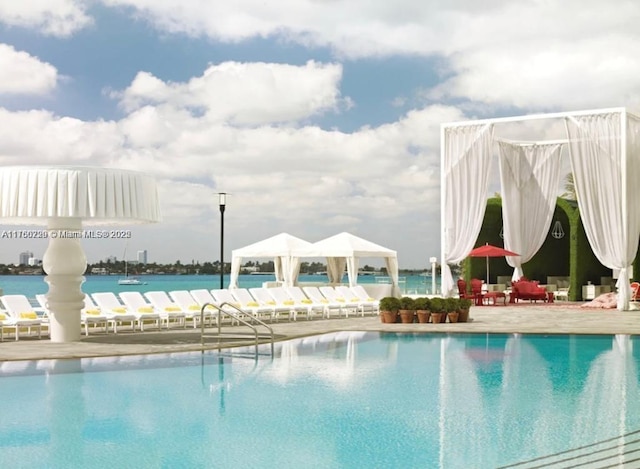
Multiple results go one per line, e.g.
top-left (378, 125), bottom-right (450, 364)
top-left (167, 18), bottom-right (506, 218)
top-left (0, 0), bottom-right (639, 267)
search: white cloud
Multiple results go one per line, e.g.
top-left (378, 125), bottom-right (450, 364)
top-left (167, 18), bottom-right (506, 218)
top-left (0, 44), bottom-right (58, 95)
top-left (0, 108), bottom-right (122, 163)
top-left (0, 0), bottom-right (92, 36)
top-left (428, 36), bottom-right (640, 111)
top-left (0, 53), bottom-right (462, 265)
top-left (115, 61), bottom-right (346, 125)
top-left (100, 0), bottom-right (640, 113)
top-left (6, 0), bottom-right (637, 266)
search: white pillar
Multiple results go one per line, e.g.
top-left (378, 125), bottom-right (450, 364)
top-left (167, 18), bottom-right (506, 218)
top-left (430, 257), bottom-right (438, 295)
top-left (42, 218), bottom-right (86, 342)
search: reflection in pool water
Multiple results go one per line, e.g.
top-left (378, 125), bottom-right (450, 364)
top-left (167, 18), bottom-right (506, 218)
top-left (0, 332), bottom-right (638, 468)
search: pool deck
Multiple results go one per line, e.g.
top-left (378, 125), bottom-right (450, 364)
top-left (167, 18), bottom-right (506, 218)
top-left (2, 301), bottom-right (640, 361)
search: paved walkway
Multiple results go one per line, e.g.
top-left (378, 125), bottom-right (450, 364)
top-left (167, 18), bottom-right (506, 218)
top-left (1, 302), bottom-right (639, 361)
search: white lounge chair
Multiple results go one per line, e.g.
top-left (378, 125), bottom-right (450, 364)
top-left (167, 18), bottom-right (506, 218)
top-left (319, 286), bottom-right (359, 317)
top-left (335, 285), bottom-right (379, 316)
top-left (222, 288), bottom-right (275, 322)
top-left (0, 311), bottom-right (6, 341)
top-left (0, 308), bottom-right (19, 341)
top-left (168, 290), bottom-right (214, 326)
top-left (350, 285), bottom-right (380, 315)
top-left (36, 293), bottom-right (110, 335)
top-left (302, 286), bottom-right (343, 318)
top-left (248, 287), bottom-right (296, 321)
top-left (144, 291), bottom-right (197, 328)
top-left (0, 294), bottom-right (45, 340)
top-left (92, 292), bottom-right (160, 332)
top-left (189, 289), bottom-right (223, 325)
top-left (120, 291), bottom-right (185, 329)
top-left (267, 286), bottom-right (312, 320)
top-left (285, 286), bottom-right (327, 319)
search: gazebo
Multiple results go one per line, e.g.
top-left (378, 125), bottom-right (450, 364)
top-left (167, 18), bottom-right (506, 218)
top-left (440, 108), bottom-right (640, 310)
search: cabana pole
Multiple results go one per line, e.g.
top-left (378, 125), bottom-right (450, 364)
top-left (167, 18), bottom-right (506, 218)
top-left (440, 122), bottom-right (447, 297)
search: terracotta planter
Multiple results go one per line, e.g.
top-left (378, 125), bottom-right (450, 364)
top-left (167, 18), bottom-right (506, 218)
top-left (399, 309), bottom-right (415, 324)
top-left (416, 310), bottom-right (431, 323)
top-left (448, 311), bottom-right (460, 323)
top-left (458, 308), bottom-right (470, 323)
top-left (381, 311), bottom-right (398, 324)
top-left (431, 312), bottom-right (445, 324)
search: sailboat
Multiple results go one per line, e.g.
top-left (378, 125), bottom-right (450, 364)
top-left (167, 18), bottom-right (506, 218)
top-left (118, 244), bottom-right (146, 285)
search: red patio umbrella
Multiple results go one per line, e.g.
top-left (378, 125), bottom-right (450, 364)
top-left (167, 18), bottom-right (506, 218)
top-left (468, 243), bottom-right (519, 283)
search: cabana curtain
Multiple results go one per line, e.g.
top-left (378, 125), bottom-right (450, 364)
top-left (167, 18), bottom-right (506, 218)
top-left (441, 123), bottom-right (494, 297)
top-left (441, 108), bottom-right (640, 310)
top-left (498, 141), bottom-right (564, 281)
top-left (565, 112), bottom-right (640, 309)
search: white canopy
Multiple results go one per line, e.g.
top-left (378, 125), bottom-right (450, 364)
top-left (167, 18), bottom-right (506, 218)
top-left (302, 232), bottom-right (400, 294)
top-left (441, 107), bottom-right (640, 310)
top-left (229, 233), bottom-right (313, 288)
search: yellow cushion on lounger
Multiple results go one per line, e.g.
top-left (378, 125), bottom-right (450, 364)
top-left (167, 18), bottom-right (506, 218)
top-left (0, 313), bottom-right (6, 320)
top-left (301, 299), bottom-right (312, 304)
top-left (188, 305), bottom-right (201, 310)
top-left (20, 311), bottom-right (37, 319)
top-left (321, 299), bottom-right (329, 303)
top-left (336, 297), bottom-right (346, 302)
top-left (266, 301), bottom-right (276, 305)
top-left (112, 307), bottom-right (127, 313)
top-left (283, 300), bottom-right (294, 305)
top-left (85, 309), bottom-right (101, 315)
top-left (351, 298), bottom-right (360, 302)
top-left (367, 297), bottom-right (375, 301)
top-left (138, 307), bottom-right (154, 313)
top-left (246, 301), bottom-right (259, 307)
top-left (165, 306), bottom-right (181, 312)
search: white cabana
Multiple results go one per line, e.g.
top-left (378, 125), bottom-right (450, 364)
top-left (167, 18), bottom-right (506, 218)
top-left (441, 107), bottom-right (640, 310)
top-left (303, 232), bottom-right (400, 295)
top-left (229, 233), bottom-right (313, 288)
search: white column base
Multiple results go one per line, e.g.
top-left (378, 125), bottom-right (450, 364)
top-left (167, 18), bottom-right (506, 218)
top-left (42, 218), bottom-right (87, 343)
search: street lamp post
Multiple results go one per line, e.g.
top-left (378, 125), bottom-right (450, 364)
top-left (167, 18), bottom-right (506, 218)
top-left (218, 193), bottom-right (226, 289)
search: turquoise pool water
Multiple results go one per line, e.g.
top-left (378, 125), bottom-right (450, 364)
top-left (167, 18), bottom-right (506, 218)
top-left (1, 332), bottom-right (639, 468)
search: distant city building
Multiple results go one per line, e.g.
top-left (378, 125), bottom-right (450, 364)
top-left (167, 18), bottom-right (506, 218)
top-left (137, 250), bottom-right (148, 264)
top-left (19, 251), bottom-right (33, 266)
top-left (28, 257), bottom-right (39, 266)
top-left (91, 267), bottom-right (108, 275)
top-left (105, 255), bottom-right (117, 263)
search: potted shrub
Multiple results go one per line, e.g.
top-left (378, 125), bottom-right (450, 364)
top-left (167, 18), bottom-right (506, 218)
top-left (398, 296), bottom-right (416, 323)
top-left (429, 297), bottom-right (446, 323)
top-left (414, 297), bottom-right (431, 323)
top-left (379, 296), bottom-right (401, 324)
top-left (445, 298), bottom-right (459, 323)
top-left (458, 298), bottom-right (472, 322)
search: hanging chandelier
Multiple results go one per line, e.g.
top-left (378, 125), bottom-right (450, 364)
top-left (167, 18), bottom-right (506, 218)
top-left (551, 220), bottom-right (565, 239)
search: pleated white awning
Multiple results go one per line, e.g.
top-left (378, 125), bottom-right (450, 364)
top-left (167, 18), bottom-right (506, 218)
top-left (0, 166), bottom-right (161, 225)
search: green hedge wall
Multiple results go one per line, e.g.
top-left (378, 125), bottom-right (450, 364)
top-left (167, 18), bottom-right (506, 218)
top-left (465, 197), bottom-right (614, 300)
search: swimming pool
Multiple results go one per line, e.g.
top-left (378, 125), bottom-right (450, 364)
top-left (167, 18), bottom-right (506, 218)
top-left (1, 332), bottom-right (639, 468)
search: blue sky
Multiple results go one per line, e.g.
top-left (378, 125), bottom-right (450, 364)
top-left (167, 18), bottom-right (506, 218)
top-left (0, 0), bottom-right (639, 267)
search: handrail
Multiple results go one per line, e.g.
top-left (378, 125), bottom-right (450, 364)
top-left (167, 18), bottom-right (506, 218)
top-left (200, 302), bottom-right (274, 356)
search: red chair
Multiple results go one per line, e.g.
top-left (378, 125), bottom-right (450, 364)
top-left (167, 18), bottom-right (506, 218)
top-left (457, 279), bottom-right (475, 299)
top-left (458, 279), bottom-right (485, 306)
top-left (470, 279), bottom-right (484, 296)
top-left (631, 282), bottom-right (640, 301)
top-left (475, 278), bottom-right (507, 305)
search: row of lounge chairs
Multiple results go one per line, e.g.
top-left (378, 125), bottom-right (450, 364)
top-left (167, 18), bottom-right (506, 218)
top-left (0, 285), bottom-right (380, 340)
